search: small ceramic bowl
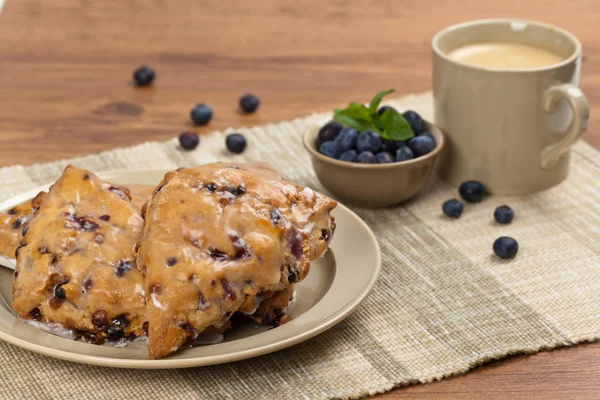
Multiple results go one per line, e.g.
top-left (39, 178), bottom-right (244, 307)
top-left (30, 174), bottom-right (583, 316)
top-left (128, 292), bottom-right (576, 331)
top-left (303, 121), bottom-right (445, 208)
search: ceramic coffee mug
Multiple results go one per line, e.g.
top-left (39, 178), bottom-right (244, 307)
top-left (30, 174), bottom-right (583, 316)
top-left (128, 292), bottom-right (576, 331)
top-left (433, 19), bottom-right (590, 194)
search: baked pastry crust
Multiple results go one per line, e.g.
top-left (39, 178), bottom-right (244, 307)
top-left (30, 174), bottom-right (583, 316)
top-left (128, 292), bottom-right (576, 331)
top-left (138, 162), bottom-right (336, 359)
top-left (12, 165), bottom-right (146, 342)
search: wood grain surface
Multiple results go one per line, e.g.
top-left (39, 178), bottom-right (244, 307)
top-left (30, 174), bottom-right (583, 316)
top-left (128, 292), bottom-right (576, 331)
top-left (0, 0), bottom-right (598, 398)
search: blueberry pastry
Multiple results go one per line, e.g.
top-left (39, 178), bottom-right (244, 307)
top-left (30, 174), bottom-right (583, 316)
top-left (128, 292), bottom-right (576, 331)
top-left (138, 162), bottom-right (336, 359)
top-left (12, 165), bottom-right (147, 342)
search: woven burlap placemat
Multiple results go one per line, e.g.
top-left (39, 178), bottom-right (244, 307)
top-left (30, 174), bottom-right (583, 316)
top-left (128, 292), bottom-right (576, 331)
top-left (1, 92), bottom-right (599, 400)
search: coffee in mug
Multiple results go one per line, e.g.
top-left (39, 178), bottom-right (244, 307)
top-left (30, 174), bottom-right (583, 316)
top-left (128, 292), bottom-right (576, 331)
top-left (448, 42), bottom-right (564, 69)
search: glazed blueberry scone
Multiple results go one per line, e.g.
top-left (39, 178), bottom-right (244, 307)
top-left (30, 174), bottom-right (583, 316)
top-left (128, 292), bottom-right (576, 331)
top-left (247, 284), bottom-right (295, 327)
top-left (0, 184), bottom-right (153, 261)
top-left (12, 165), bottom-right (146, 343)
top-left (138, 162), bottom-right (336, 359)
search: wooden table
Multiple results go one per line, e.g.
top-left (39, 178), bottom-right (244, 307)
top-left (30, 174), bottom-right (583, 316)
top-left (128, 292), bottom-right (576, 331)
top-left (0, 1), bottom-right (598, 398)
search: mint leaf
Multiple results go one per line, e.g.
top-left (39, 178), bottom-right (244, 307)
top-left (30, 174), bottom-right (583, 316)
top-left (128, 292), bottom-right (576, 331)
top-left (367, 89), bottom-right (394, 114)
top-left (334, 102), bottom-right (375, 131)
top-left (333, 113), bottom-right (374, 132)
top-left (379, 108), bottom-right (414, 141)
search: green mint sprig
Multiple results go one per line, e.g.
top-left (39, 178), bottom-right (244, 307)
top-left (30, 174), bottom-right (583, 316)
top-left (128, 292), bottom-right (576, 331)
top-left (333, 89), bottom-right (414, 141)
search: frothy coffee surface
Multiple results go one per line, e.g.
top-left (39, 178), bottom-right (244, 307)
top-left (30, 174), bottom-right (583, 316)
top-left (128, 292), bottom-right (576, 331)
top-left (448, 42), bottom-right (564, 69)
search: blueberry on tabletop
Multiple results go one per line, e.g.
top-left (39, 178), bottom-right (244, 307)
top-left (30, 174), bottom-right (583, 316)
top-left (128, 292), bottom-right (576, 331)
top-left (402, 110), bottom-right (426, 134)
top-left (376, 152), bottom-right (394, 164)
top-left (133, 65), bottom-right (155, 86)
top-left (179, 131), bottom-right (200, 150)
top-left (339, 149), bottom-right (358, 163)
top-left (226, 133), bottom-right (247, 154)
top-left (190, 104), bottom-right (213, 125)
top-left (334, 127), bottom-right (359, 153)
top-left (493, 236), bottom-right (519, 259)
top-left (357, 130), bottom-right (382, 153)
top-left (239, 93), bottom-right (260, 113)
top-left (408, 135), bottom-right (435, 157)
top-left (459, 180), bottom-right (486, 203)
top-left (317, 121), bottom-right (343, 147)
top-left (494, 205), bottom-right (514, 224)
top-left (442, 199), bottom-right (463, 218)
top-left (318, 141), bottom-right (340, 159)
top-left (377, 105), bottom-right (397, 115)
top-left (395, 145), bottom-right (414, 162)
top-left (357, 151), bottom-right (377, 164)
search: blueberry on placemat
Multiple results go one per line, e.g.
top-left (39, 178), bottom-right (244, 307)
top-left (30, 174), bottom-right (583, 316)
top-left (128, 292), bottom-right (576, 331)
top-left (226, 133), bottom-right (247, 154)
top-left (442, 199), bottom-right (463, 218)
top-left (179, 132), bottom-right (200, 150)
top-left (319, 141), bottom-right (339, 159)
top-left (317, 121), bottom-right (343, 147)
top-left (239, 93), bottom-right (260, 113)
top-left (190, 104), bottom-right (213, 125)
top-left (494, 205), bottom-right (514, 224)
top-left (402, 110), bottom-right (426, 134)
top-left (133, 65), bottom-right (155, 86)
top-left (493, 236), bottom-right (519, 259)
top-left (357, 130), bottom-right (382, 153)
top-left (408, 135), bottom-right (434, 157)
top-left (357, 151), bottom-right (377, 164)
top-left (459, 180), bottom-right (485, 203)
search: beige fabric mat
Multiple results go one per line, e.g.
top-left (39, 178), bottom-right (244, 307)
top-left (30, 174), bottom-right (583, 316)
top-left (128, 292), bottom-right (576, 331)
top-left (2, 92), bottom-right (600, 399)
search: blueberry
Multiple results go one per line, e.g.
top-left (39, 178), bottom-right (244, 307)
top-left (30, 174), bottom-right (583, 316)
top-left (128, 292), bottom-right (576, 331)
top-left (377, 105), bottom-right (397, 115)
top-left (395, 145), bottom-right (414, 162)
top-left (418, 131), bottom-right (436, 145)
top-left (133, 65), bottom-right (155, 86)
top-left (376, 152), bottom-right (394, 164)
top-left (317, 121), bottom-right (343, 147)
top-left (226, 133), bottom-right (247, 154)
top-left (357, 130), bottom-right (382, 153)
top-left (339, 149), bottom-right (358, 162)
top-left (493, 236), bottom-right (519, 259)
top-left (334, 127), bottom-right (358, 153)
top-left (459, 181), bottom-right (486, 203)
top-left (442, 199), bottom-right (463, 218)
top-left (494, 205), bottom-right (514, 224)
top-left (357, 151), bottom-right (377, 164)
top-left (239, 93), bottom-right (260, 113)
top-left (179, 131), bottom-right (200, 150)
top-left (319, 141), bottom-right (339, 159)
top-left (190, 104), bottom-right (213, 125)
top-left (408, 135), bottom-right (435, 157)
top-left (403, 110), bottom-right (426, 134)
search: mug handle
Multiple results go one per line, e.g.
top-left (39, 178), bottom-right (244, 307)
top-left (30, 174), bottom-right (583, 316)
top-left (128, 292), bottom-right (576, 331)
top-left (540, 83), bottom-right (590, 169)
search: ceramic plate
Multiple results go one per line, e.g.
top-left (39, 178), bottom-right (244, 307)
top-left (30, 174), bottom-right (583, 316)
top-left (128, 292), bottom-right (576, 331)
top-left (0, 169), bottom-right (381, 369)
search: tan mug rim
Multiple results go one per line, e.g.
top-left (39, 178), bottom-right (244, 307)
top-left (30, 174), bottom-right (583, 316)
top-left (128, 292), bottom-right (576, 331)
top-left (432, 18), bottom-right (582, 74)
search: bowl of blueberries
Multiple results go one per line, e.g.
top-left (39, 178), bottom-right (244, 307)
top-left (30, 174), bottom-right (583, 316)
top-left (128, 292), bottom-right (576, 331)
top-left (303, 90), bottom-right (444, 207)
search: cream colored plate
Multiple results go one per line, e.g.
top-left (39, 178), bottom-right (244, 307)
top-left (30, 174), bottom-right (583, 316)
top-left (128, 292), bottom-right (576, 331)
top-left (0, 169), bottom-right (381, 369)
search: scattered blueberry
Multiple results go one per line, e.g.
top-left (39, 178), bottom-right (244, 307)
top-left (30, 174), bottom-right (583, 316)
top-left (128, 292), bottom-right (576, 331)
top-left (133, 65), bottom-right (155, 86)
top-left (334, 127), bottom-right (359, 153)
top-left (357, 130), bottom-right (382, 153)
top-left (357, 151), bottom-right (377, 164)
top-left (339, 149), bottom-right (358, 162)
top-left (190, 104), bottom-right (213, 125)
top-left (493, 236), bottom-right (519, 259)
top-left (494, 205), bottom-right (514, 224)
top-left (226, 133), bottom-right (247, 154)
top-left (395, 145), bottom-right (414, 162)
top-left (459, 181), bottom-right (486, 203)
top-left (442, 199), bottom-right (463, 218)
top-left (319, 141), bottom-right (340, 159)
top-left (377, 105), bottom-right (397, 115)
top-left (376, 152), bottom-right (394, 164)
top-left (179, 131), bottom-right (200, 150)
top-left (239, 93), bottom-right (260, 113)
top-left (408, 135), bottom-right (435, 157)
top-left (403, 110), bottom-right (426, 134)
top-left (317, 121), bottom-right (343, 147)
